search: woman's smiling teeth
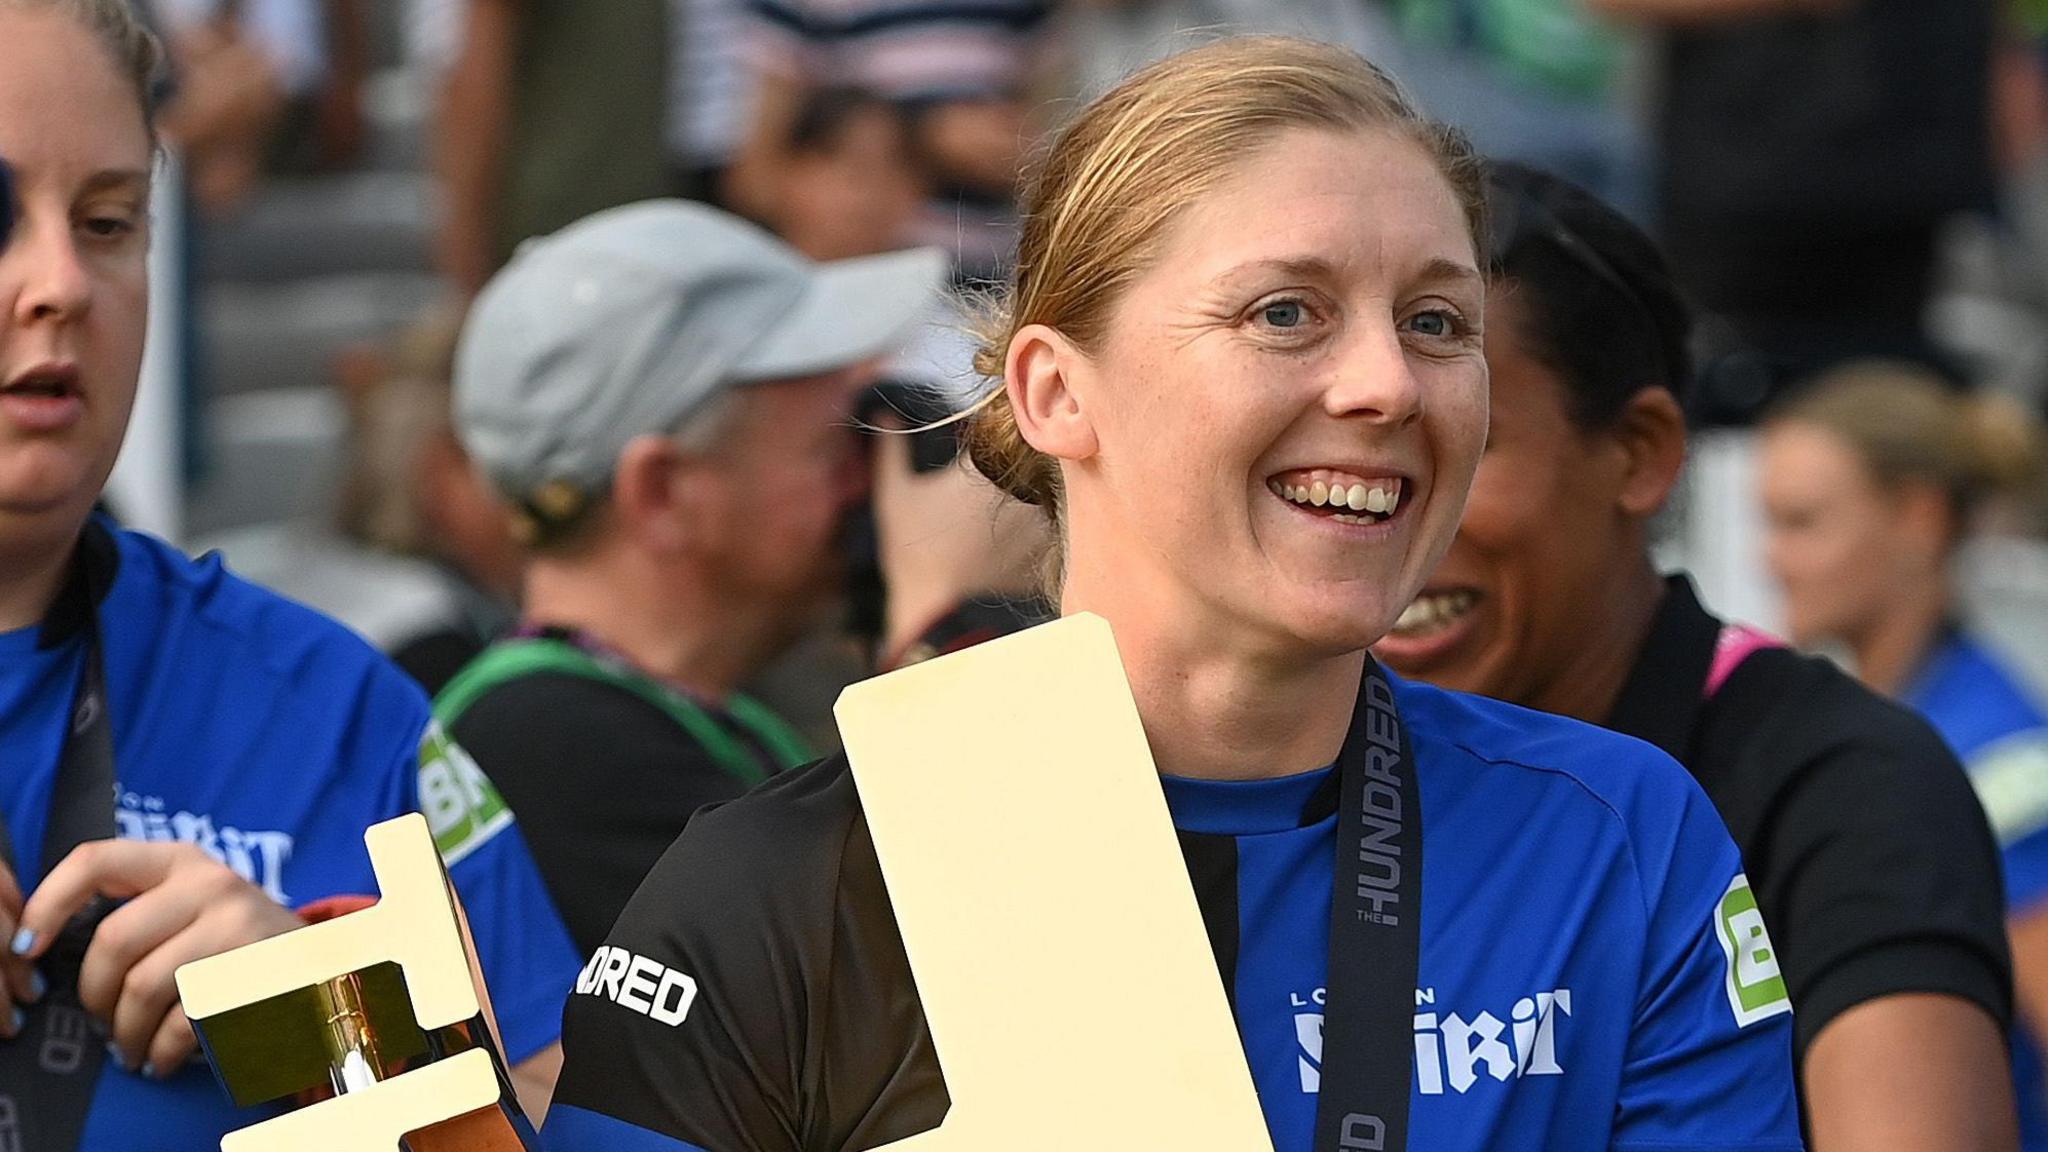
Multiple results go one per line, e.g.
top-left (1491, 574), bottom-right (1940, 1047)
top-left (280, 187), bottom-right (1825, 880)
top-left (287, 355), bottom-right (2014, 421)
top-left (1273, 471), bottom-right (1404, 523)
top-left (1391, 588), bottom-right (1479, 635)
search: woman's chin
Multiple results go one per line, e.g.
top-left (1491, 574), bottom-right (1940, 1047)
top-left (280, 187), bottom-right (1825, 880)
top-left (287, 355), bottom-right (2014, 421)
top-left (0, 451), bottom-right (103, 520)
top-left (1259, 596), bottom-right (1410, 660)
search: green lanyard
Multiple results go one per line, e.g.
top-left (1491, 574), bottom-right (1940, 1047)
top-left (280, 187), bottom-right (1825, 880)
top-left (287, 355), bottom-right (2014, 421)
top-left (433, 638), bottom-right (814, 788)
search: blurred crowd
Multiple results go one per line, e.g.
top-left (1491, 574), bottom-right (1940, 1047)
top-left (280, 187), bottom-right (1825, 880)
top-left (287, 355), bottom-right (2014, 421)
top-left (138, 0), bottom-right (2048, 698)
top-left (36, 0), bottom-right (2048, 1139)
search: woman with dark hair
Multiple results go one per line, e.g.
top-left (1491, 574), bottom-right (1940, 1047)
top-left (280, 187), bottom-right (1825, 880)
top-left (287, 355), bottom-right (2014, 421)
top-left (1377, 161), bottom-right (2020, 1151)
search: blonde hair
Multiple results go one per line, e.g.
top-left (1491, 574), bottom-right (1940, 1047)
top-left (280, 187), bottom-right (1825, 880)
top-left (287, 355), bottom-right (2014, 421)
top-left (965, 36), bottom-right (1488, 523)
top-left (1770, 360), bottom-right (2045, 532)
top-left (0, 0), bottom-right (163, 133)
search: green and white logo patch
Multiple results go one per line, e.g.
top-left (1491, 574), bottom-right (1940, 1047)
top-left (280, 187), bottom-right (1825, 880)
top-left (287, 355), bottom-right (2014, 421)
top-left (1715, 874), bottom-right (1792, 1027)
top-left (1967, 730), bottom-right (2048, 848)
top-left (418, 721), bottom-right (514, 867)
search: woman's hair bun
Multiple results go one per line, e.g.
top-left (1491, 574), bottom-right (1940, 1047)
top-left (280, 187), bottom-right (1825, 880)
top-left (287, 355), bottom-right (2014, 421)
top-left (1960, 391), bottom-right (2046, 496)
top-left (965, 387), bottom-right (1061, 508)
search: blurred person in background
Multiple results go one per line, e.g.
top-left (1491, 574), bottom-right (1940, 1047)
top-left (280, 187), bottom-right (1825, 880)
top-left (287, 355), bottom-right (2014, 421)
top-left (666, 0), bottom-right (758, 207)
top-left (0, 2), bottom-right (580, 1144)
top-left (211, 306), bottom-right (523, 696)
top-left (862, 408), bottom-right (1049, 668)
top-left (725, 0), bottom-right (1057, 281)
top-left (150, 0), bottom-right (369, 212)
top-left (852, 311), bottom-right (1050, 671)
top-left (438, 200), bottom-right (944, 956)
top-left (1589, 0), bottom-right (1997, 424)
top-left (432, 0), bottom-right (672, 297)
top-left (334, 308), bottom-right (523, 690)
top-left (1377, 163), bottom-right (2020, 1152)
top-left (776, 88), bottom-right (926, 264)
top-left (743, 97), bottom-right (1011, 744)
top-left (1760, 361), bottom-right (2048, 1148)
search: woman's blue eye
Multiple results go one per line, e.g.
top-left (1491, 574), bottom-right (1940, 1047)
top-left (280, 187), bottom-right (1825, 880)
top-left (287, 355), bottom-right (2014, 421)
top-left (1262, 301), bottom-right (1305, 328)
top-left (1409, 310), bottom-right (1454, 337)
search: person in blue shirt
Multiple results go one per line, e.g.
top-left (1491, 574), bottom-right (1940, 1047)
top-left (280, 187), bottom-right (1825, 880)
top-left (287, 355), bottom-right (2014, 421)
top-left (1760, 360), bottom-right (2048, 1147)
top-left (542, 37), bottom-right (1804, 1152)
top-left (0, 2), bottom-right (583, 1147)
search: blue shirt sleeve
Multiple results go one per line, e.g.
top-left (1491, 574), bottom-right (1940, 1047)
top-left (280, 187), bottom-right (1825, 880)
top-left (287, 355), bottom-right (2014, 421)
top-left (1612, 772), bottom-right (1804, 1152)
top-left (413, 720), bottom-right (584, 1064)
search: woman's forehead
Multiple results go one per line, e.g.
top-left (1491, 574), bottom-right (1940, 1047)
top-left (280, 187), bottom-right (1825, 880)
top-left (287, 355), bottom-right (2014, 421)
top-left (0, 10), bottom-right (152, 182)
top-left (1151, 127), bottom-right (1477, 288)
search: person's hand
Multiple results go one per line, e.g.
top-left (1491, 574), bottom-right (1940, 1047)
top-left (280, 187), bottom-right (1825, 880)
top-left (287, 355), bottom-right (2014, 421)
top-left (870, 415), bottom-right (1049, 659)
top-left (11, 841), bottom-right (302, 1077)
top-left (157, 21), bottom-right (287, 213)
top-left (0, 858), bottom-right (43, 1040)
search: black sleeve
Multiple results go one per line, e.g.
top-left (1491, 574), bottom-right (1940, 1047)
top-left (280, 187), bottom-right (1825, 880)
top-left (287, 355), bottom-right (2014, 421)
top-left (450, 673), bottom-right (755, 955)
top-left (1708, 653), bottom-right (2013, 1056)
top-left (548, 757), bottom-right (945, 1152)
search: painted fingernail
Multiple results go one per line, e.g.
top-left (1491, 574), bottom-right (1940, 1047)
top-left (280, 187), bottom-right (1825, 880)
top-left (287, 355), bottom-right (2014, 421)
top-left (25, 970), bottom-right (44, 1003)
top-left (7, 929), bottom-right (32, 957)
top-left (106, 1040), bottom-right (127, 1069)
top-left (141, 1062), bottom-right (157, 1079)
top-left (6, 1007), bottom-right (21, 1037)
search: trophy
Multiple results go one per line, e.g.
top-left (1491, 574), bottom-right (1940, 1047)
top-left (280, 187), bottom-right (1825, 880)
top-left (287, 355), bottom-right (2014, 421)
top-left (838, 614), bottom-right (1275, 1151)
top-left (176, 614), bottom-right (1272, 1151)
top-left (173, 813), bottom-right (536, 1151)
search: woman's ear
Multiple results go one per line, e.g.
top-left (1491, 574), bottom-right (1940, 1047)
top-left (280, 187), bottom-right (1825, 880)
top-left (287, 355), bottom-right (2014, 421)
top-left (1893, 480), bottom-right (1954, 565)
top-left (1006, 323), bottom-right (1099, 464)
top-left (1613, 387), bottom-right (1688, 520)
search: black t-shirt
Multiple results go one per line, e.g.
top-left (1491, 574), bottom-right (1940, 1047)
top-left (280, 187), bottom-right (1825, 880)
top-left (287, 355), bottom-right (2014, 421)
top-left (1606, 577), bottom-right (2012, 1057)
top-left (550, 759), bottom-right (947, 1150)
top-left (449, 670), bottom-right (786, 955)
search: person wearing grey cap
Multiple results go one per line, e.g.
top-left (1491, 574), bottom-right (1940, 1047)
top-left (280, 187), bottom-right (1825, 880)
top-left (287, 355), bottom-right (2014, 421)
top-left (435, 199), bottom-right (945, 955)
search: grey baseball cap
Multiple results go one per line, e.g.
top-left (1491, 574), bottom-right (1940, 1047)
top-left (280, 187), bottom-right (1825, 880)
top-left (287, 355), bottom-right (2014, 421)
top-left (454, 199), bottom-right (948, 509)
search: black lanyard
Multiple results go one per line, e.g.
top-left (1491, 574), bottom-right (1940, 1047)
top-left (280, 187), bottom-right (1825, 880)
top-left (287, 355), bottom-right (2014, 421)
top-left (1313, 660), bottom-right (1423, 1152)
top-left (0, 520), bottom-right (120, 1152)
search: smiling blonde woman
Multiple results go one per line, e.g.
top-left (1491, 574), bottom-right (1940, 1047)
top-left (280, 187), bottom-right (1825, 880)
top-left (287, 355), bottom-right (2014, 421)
top-left (543, 38), bottom-right (1804, 1152)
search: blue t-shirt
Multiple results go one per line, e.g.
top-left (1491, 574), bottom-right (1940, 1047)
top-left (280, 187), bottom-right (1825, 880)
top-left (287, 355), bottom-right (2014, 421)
top-left (542, 674), bottom-right (1805, 1152)
top-left (0, 523), bottom-right (582, 1149)
top-left (1904, 630), bottom-right (2048, 1150)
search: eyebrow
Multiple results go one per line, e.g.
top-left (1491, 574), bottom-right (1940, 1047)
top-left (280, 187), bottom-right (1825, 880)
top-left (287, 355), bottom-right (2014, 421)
top-left (1414, 257), bottom-right (1485, 289)
top-left (78, 169), bottom-right (152, 197)
top-left (1216, 256), bottom-right (1340, 284)
top-left (1215, 254), bottom-right (1484, 289)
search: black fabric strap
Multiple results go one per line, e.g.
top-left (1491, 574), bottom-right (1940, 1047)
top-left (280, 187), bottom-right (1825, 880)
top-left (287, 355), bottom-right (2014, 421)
top-left (0, 520), bottom-right (120, 1151)
top-left (1313, 661), bottom-right (1423, 1152)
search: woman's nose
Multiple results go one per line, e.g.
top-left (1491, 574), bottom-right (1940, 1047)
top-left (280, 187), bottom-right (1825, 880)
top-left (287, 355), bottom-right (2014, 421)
top-left (1324, 321), bottom-right (1423, 426)
top-left (8, 214), bottom-right (94, 327)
